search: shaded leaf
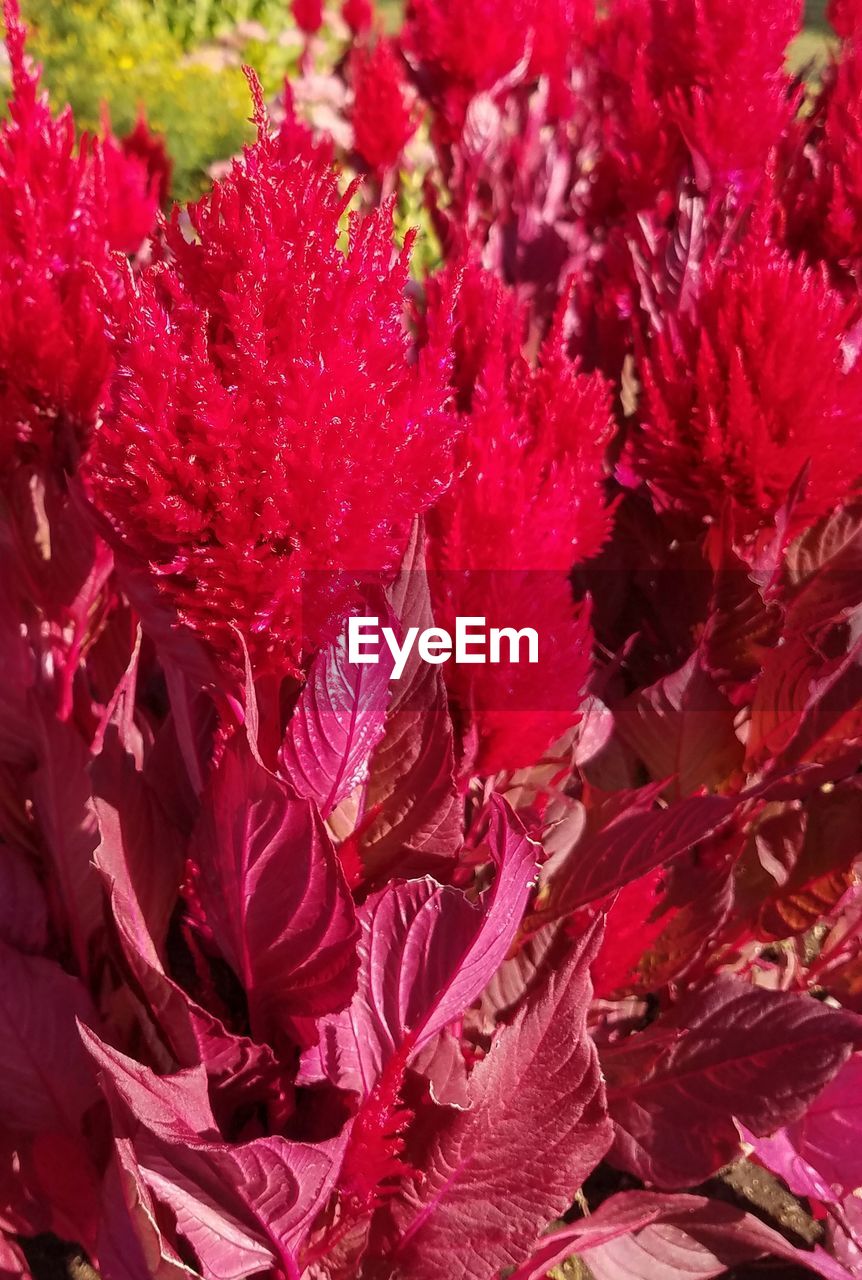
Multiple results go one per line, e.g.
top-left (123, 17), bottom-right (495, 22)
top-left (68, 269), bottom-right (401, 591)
top-left (537, 789), bottom-right (735, 917)
top-left (83, 1029), bottom-right (344, 1280)
top-left (359, 523), bottom-right (462, 880)
top-left (603, 976), bottom-right (862, 1188)
top-left (0, 848), bottom-right (47, 954)
top-left (192, 735), bottom-right (359, 1046)
top-left (509, 1190), bottom-right (854, 1280)
top-left (615, 653), bottom-right (744, 798)
top-left (307, 797), bottom-right (537, 1096)
top-left (748, 1053), bottom-right (862, 1203)
top-left (0, 940), bottom-right (99, 1133)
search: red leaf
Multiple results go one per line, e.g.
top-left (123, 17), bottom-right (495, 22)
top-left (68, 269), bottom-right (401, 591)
top-left (359, 522), bottom-right (462, 881)
top-left (83, 1029), bottom-right (343, 1280)
top-left (750, 1053), bottom-right (862, 1202)
top-left (307, 796), bottom-right (537, 1097)
top-left (0, 577), bottom-right (36, 769)
top-left (603, 976), bottom-right (862, 1188)
top-left (509, 1190), bottom-right (855, 1280)
top-left (0, 940), bottom-right (99, 1133)
top-left (192, 735), bottom-right (360, 1046)
top-left (279, 620), bottom-right (393, 817)
top-left (748, 635), bottom-right (862, 775)
top-left (538, 789), bottom-right (735, 917)
top-left (30, 711), bottom-right (102, 975)
top-left (92, 729), bottom-right (184, 954)
top-left (615, 652), bottom-right (744, 798)
top-left (370, 924), bottom-right (612, 1280)
top-left (0, 1234), bottom-right (29, 1280)
top-left (785, 502), bottom-right (862, 634)
top-left (0, 848), bottom-right (47, 954)
top-left (96, 1158), bottom-right (189, 1280)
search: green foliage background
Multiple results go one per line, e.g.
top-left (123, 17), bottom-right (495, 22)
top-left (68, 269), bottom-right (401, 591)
top-left (19, 0), bottom-right (303, 198)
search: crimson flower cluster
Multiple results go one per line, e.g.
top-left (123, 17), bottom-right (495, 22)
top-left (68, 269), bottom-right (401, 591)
top-left (86, 95), bottom-right (455, 682)
top-left (349, 38), bottom-right (418, 175)
top-left (632, 236), bottom-right (862, 530)
top-left (0, 1), bottom-right (160, 476)
top-left (426, 261), bottom-right (613, 770)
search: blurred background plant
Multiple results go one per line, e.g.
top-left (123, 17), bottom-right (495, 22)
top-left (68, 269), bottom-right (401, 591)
top-left (19, 0), bottom-right (268, 197)
top-left (3, 0), bottom-right (834, 200)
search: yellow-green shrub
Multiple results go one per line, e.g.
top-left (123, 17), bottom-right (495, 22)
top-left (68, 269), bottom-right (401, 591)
top-left (21, 0), bottom-right (257, 199)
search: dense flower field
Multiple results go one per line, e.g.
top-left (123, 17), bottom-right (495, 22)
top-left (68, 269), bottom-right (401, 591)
top-left (2, 0), bottom-right (862, 1276)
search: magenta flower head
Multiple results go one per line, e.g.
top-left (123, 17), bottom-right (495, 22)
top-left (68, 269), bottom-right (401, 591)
top-left (0, 0), bottom-right (150, 476)
top-left (343, 0), bottom-right (375, 34)
top-left (85, 81), bottom-right (456, 684)
top-left (350, 39), bottom-right (418, 175)
top-left (293, 0), bottom-right (324, 35)
top-left (403, 0), bottom-right (535, 138)
top-left (118, 111), bottom-right (172, 207)
top-left (425, 262), bottom-right (614, 773)
top-left (590, 0), bottom-right (799, 210)
top-left (633, 237), bottom-right (862, 532)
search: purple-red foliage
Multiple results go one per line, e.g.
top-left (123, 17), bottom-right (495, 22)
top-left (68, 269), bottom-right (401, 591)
top-left (4, 1), bottom-right (862, 1278)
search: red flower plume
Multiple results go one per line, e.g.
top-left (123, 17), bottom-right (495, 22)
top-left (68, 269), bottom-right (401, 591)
top-left (86, 88), bottom-right (456, 683)
top-left (588, 0), bottom-right (800, 211)
top-left (350, 39), bottom-right (418, 174)
top-left (633, 237), bottom-right (862, 531)
top-left (0, 0), bottom-right (148, 474)
top-left (96, 126), bottom-right (163, 257)
top-left (120, 112), bottom-right (172, 206)
top-left (343, 0), bottom-right (375, 34)
top-left (426, 262), bottom-right (614, 773)
top-left (293, 0), bottom-right (324, 35)
top-left (403, 0), bottom-right (534, 137)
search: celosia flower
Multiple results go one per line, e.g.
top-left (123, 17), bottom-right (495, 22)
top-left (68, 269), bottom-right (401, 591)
top-left (86, 88), bottom-right (456, 683)
top-left (293, 0), bottom-right (324, 35)
top-left (632, 237), bottom-right (862, 530)
top-left (404, 0), bottom-right (588, 109)
top-left (403, 0), bottom-right (535, 138)
top-left (96, 126), bottom-right (163, 257)
top-left (425, 262), bottom-right (614, 772)
top-left (588, 0), bottom-right (799, 211)
top-left (350, 39), bottom-right (418, 174)
top-left (343, 0), bottom-right (375, 34)
top-left (0, 1), bottom-right (139, 474)
top-left (528, 0), bottom-right (591, 114)
top-left (120, 112), bottom-right (173, 207)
